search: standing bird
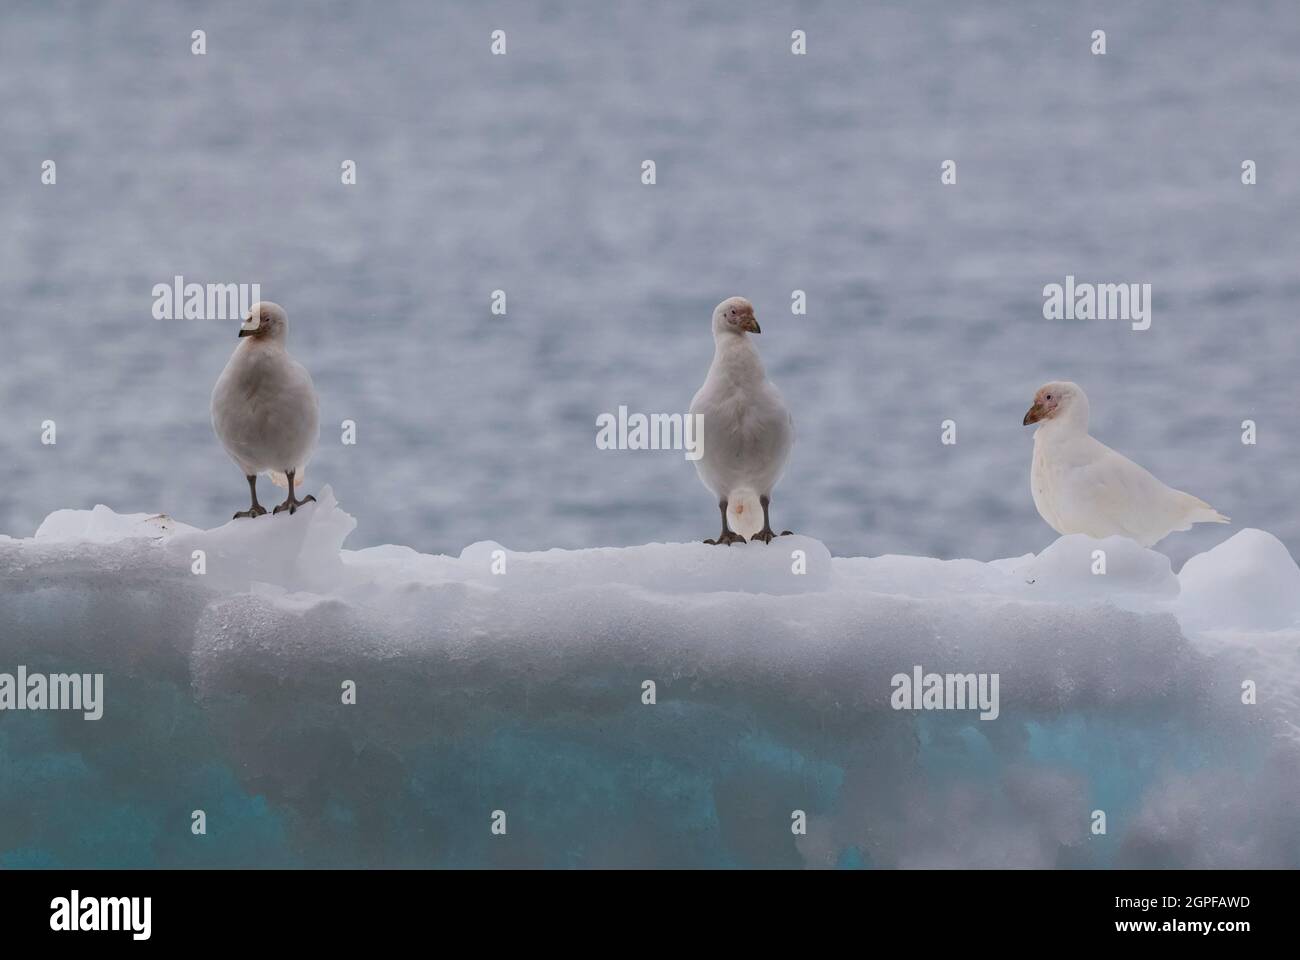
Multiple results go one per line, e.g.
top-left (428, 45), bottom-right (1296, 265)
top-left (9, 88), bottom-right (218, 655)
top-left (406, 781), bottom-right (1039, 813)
top-left (689, 297), bottom-right (794, 545)
top-left (211, 301), bottom-right (320, 518)
top-left (1022, 380), bottom-right (1228, 547)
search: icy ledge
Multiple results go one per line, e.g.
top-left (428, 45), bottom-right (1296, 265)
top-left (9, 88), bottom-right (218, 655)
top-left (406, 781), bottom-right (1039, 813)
top-left (2, 487), bottom-right (1299, 869)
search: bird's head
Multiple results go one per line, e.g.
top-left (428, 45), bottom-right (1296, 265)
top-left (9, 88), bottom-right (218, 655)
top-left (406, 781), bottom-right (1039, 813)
top-left (238, 301), bottom-right (288, 342)
top-left (1023, 380), bottom-right (1087, 427)
top-left (712, 297), bottom-right (760, 337)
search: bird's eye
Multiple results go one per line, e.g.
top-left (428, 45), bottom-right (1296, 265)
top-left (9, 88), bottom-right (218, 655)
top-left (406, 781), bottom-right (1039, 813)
top-left (1046, 394), bottom-right (1053, 400)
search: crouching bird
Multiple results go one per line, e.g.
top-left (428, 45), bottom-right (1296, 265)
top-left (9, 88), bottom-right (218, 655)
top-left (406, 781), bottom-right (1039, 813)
top-left (211, 301), bottom-right (320, 518)
top-left (689, 297), bottom-right (794, 544)
top-left (1023, 380), bottom-right (1228, 547)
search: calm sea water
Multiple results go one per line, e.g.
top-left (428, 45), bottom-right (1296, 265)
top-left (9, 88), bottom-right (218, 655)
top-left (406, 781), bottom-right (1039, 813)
top-left (2, 0), bottom-right (1298, 568)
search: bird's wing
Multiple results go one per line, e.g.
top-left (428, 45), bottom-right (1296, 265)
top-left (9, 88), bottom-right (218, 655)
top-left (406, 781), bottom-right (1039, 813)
top-left (765, 381), bottom-right (794, 455)
top-left (688, 381), bottom-right (710, 417)
top-left (1060, 440), bottom-right (1178, 543)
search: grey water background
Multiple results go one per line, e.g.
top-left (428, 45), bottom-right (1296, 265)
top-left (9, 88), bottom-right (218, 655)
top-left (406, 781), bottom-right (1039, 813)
top-left (2, 0), bottom-right (1298, 569)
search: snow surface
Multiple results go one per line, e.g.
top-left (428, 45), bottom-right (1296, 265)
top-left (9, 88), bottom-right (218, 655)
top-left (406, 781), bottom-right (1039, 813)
top-left (3, 489), bottom-right (1298, 868)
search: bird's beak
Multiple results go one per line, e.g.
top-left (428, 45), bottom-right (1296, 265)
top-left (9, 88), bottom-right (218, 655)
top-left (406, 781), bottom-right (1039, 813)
top-left (1023, 402), bottom-right (1046, 425)
top-left (740, 315), bottom-right (761, 334)
top-left (238, 328), bottom-right (255, 337)
top-left (238, 318), bottom-right (259, 338)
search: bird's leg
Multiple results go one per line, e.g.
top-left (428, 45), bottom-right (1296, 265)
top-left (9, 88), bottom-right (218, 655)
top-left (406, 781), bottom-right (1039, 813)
top-left (233, 474), bottom-right (267, 519)
top-left (751, 495), bottom-right (793, 544)
top-left (704, 499), bottom-right (746, 545)
top-left (273, 469), bottom-right (317, 515)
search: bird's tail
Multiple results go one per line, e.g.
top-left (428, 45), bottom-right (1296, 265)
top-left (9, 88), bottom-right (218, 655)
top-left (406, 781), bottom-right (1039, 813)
top-left (727, 487), bottom-right (764, 539)
top-left (269, 467), bottom-right (305, 489)
top-left (1180, 491), bottom-right (1229, 525)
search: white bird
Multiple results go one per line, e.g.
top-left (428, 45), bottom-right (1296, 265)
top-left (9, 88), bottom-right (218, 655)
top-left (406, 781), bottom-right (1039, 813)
top-left (1022, 380), bottom-right (1228, 547)
top-left (211, 301), bottom-right (320, 518)
top-left (689, 297), bottom-right (794, 544)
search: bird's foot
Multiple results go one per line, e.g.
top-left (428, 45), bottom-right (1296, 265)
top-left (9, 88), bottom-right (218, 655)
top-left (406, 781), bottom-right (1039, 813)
top-left (704, 530), bottom-right (747, 546)
top-left (751, 527), bottom-right (778, 544)
top-left (233, 505), bottom-right (267, 519)
top-left (781, 530), bottom-right (793, 536)
top-left (273, 494), bottom-right (316, 515)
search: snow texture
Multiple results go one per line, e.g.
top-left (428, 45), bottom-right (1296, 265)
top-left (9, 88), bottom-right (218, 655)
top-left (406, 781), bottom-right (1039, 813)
top-left (2, 490), bottom-right (1298, 868)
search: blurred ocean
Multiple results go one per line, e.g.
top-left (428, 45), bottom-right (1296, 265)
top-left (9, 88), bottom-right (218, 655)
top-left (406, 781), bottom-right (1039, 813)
top-left (2, 0), bottom-right (1298, 569)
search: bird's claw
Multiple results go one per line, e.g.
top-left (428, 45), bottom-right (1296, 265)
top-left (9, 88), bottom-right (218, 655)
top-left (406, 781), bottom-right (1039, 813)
top-left (751, 528), bottom-right (777, 544)
top-left (273, 495), bottom-right (315, 516)
top-left (705, 531), bottom-right (747, 546)
top-left (233, 505), bottom-right (267, 519)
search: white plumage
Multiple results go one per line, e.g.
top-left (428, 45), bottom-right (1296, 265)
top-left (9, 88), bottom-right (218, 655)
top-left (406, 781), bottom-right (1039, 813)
top-left (211, 301), bottom-right (320, 517)
top-left (689, 297), bottom-right (794, 544)
top-left (1023, 380), bottom-right (1228, 548)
